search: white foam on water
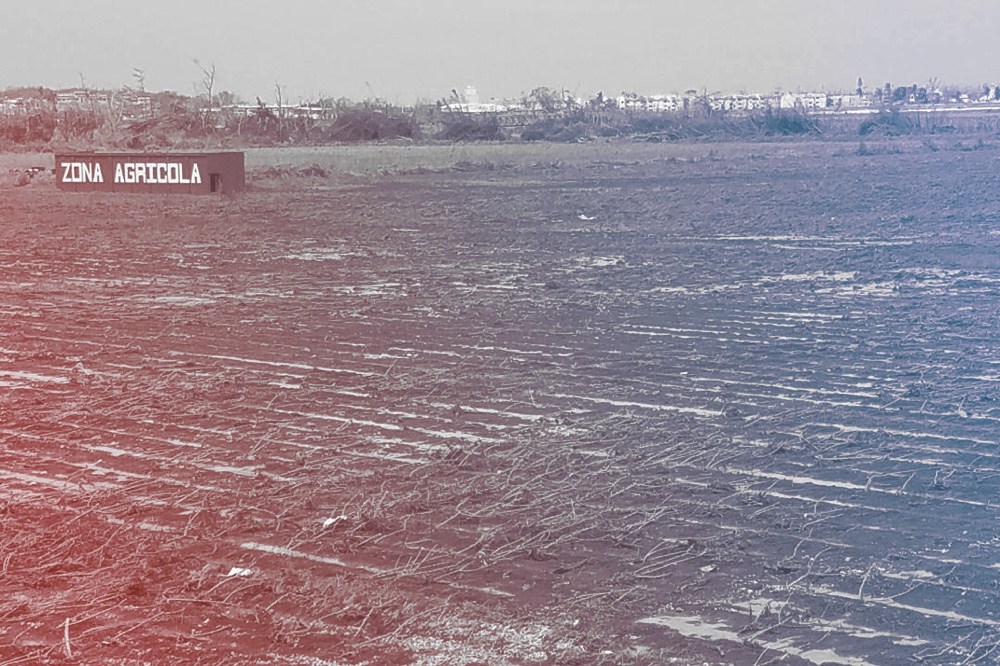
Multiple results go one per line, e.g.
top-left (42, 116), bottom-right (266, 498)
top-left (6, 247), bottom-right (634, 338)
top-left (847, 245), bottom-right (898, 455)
top-left (637, 614), bottom-right (876, 665)
top-left (546, 392), bottom-right (723, 418)
top-left (0, 370), bottom-right (69, 384)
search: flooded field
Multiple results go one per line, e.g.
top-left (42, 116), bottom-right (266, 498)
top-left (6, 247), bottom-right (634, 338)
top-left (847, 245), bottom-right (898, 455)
top-left (2, 140), bottom-right (1000, 664)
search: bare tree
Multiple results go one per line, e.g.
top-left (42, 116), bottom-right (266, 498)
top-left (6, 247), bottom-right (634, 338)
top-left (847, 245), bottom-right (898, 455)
top-left (526, 86), bottom-right (560, 114)
top-left (193, 59), bottom-right (216, 108)
top-left (132, 68), bottom-right (146, 92)
top-left (274, 81), bottom-right (284, 135)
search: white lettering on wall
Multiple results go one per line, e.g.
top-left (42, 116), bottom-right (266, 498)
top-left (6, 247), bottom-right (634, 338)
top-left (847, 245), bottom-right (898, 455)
top-left (62, 161), bottom-right (206, 186)
top-left (60, 162), bottom-right (104, 183)
top-left (112, 162), bottom-right (202, 185)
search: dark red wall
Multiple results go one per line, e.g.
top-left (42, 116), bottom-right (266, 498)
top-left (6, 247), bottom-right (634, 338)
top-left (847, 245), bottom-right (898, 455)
top-left (54, 152), bottom-right (244, 194)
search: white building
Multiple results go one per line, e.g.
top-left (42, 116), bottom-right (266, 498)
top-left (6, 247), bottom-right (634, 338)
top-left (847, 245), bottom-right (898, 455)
top-left (779, 92), bottom-right (828, 110)
top-left (615, 93), bottom-right (681, 113)
top-left (444, 85), bottom-right (507, 113)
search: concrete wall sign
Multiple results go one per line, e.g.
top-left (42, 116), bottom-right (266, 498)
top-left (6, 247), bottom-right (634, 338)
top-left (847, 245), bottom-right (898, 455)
top-left (55, 152), bottom-right (244, 194)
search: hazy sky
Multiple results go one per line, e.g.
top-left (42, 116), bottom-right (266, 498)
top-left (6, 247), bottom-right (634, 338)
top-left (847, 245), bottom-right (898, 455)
top-left (5, 0), bottom-right (1000, 103)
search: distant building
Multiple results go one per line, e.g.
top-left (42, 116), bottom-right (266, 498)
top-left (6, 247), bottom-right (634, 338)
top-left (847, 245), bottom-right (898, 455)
top-left (446, 85), bottom-right (507, 113)
top-left (55, 88), bottom-right (111, 112)
top-left (52, 88), bottom-right (154, 122)
top-left (709, 94), bottom-right (770, 112)
top-left (463, 85), bottom-right (480, 106)
top-left (615, 93), bottom-right (681, 113)
top-left (0, 98), bottom-right (28, 114)
top-left (780, 92), bottom-right (828, 110)
top-left (828, 93), bottom-right (870, 109)
top-left (117, 89), bottom-right (153, 122)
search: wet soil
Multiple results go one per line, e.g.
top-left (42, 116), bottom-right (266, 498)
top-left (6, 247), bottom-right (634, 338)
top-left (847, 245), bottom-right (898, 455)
top-left (2, 142), bottom-right (1000, 664)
